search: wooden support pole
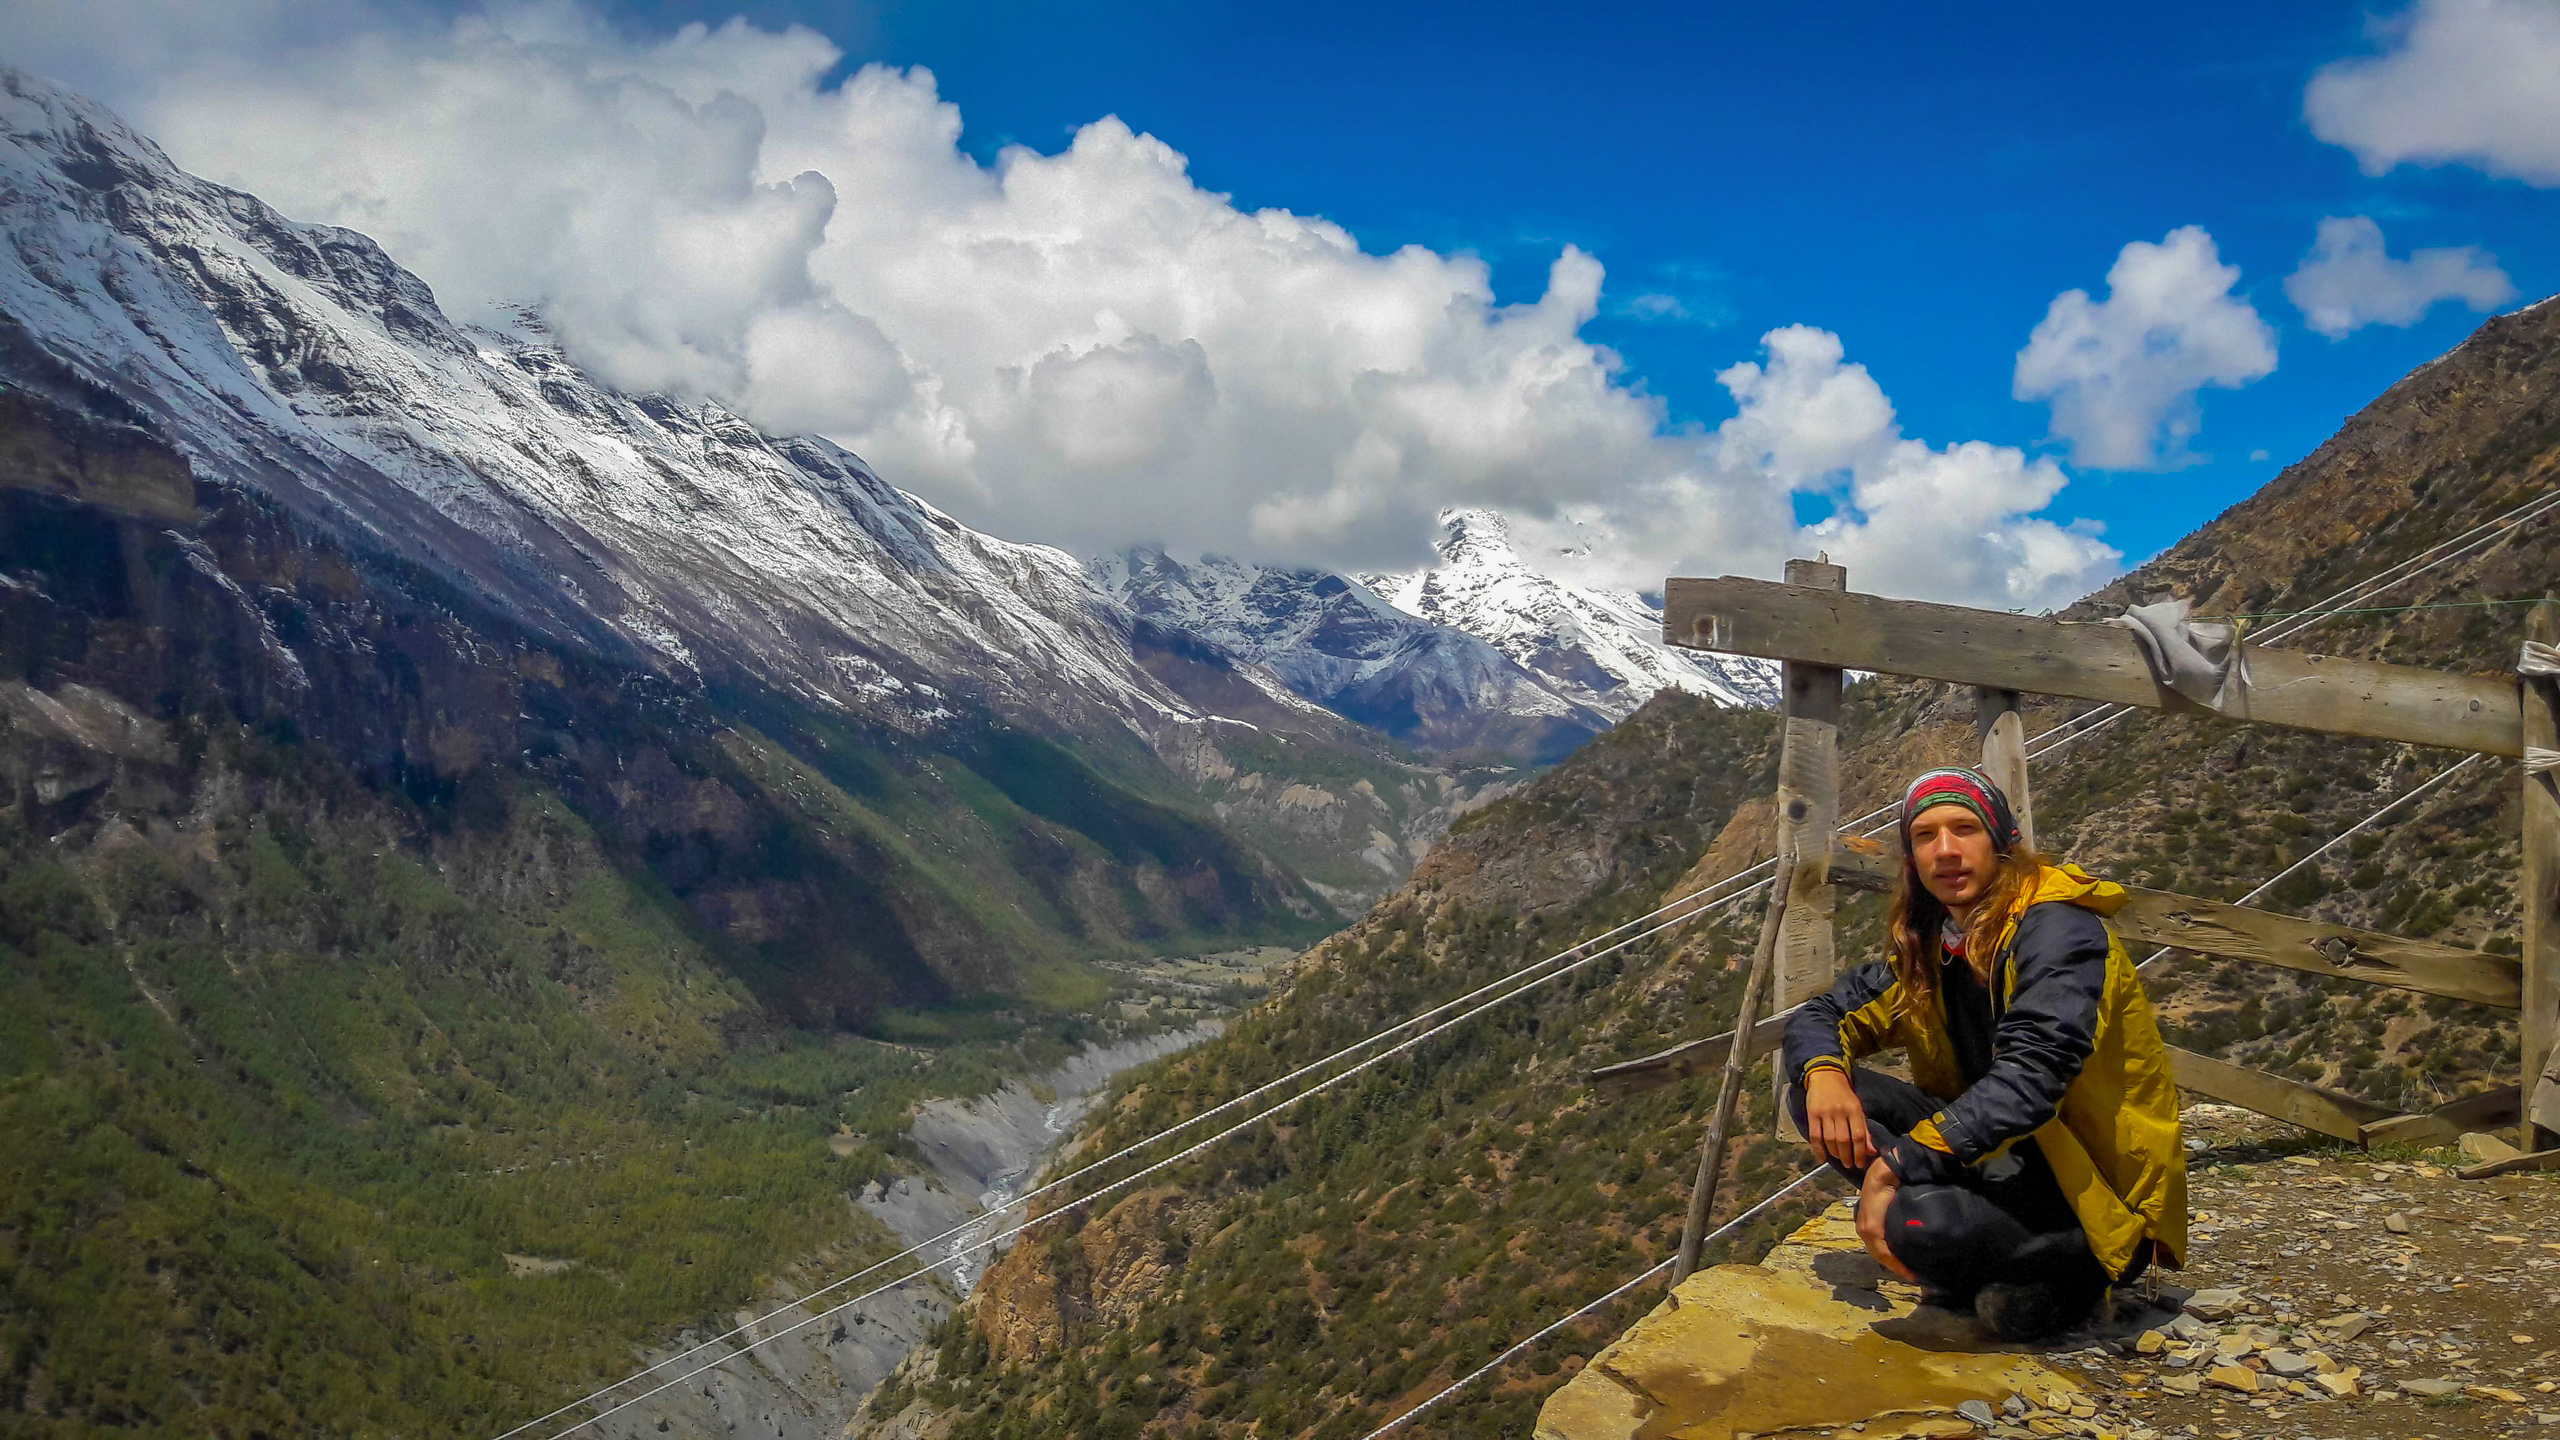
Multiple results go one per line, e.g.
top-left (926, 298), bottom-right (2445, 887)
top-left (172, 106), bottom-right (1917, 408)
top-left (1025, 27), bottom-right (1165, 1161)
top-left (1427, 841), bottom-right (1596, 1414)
top-left (1675, 856), bottom-right (1796, 1286)
top-left (1773, 559), bottom-right (1845, 1013)
top-left (1974, 687), bottom-right (2037, 853)
top-left (2522, 599), bottom-right (2560, 1148)
top-left (1771, 558), bottom-right (1843, 1144)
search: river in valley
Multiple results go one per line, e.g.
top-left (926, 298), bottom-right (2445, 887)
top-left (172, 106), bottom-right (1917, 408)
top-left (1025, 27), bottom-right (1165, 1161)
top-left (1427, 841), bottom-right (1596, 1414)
top-left (586, 1025), bottom-right (1220, 1440)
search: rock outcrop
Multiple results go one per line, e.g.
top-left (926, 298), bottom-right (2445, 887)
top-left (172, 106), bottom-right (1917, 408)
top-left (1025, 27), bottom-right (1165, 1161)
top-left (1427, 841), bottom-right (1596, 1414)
top-left (1536, 1203), bottom-right (2082, 1440)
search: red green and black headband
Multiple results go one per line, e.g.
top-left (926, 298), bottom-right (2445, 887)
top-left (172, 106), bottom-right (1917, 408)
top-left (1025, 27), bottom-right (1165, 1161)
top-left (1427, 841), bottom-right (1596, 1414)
top-left (1900, 767), bottom-right (2021, 852)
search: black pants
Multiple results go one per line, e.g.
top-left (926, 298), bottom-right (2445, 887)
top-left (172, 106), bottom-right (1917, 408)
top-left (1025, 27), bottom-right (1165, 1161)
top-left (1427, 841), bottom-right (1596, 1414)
top-left (1786, 1067), bottom-right (2136, 1301)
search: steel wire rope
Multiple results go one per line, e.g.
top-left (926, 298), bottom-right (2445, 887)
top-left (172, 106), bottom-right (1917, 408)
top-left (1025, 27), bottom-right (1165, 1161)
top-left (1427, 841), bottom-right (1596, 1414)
top-left (521, 880), bottom-right (1783, 1439)
top-left (1360, 749), bottom-right (2487, 1434)
top-left (501, 494), bottom-right (2550, 1438)
top-left (2018, 485), bottom-right (2560, 766)
top-left (492, 855), bottom-right (1798, 1440)
top-left (1359, 1167), bottom-right (1838, 1440)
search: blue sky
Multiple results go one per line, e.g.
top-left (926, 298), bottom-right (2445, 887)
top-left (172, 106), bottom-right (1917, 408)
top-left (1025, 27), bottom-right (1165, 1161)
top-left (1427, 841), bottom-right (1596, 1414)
top-left (657, 0), bottom-right (2555, 563)
top-left (10, 0), bottom-right (2558, 604)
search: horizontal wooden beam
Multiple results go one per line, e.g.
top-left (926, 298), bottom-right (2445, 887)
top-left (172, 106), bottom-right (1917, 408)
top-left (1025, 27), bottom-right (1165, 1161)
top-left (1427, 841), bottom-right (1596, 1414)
top-left (1828, 845), bottom-right (1894, 893)
top-left (1666, 576), bottom-right (2521, 757)
top-left (2168, 1045), bottom-right (2398, 1144)
top-left (2114, 885), bottom-right (2519, 1008)
top-left (2361, 1085), bottom-right (2520, 1150)
top-left (1590, 1012), bottom-right (1789, 1095)
top-left (1825, 846), bottom-right (2519, 1007)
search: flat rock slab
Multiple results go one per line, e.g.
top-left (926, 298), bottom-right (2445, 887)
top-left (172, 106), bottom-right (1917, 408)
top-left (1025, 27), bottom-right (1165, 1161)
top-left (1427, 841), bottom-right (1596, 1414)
top-left (1536, 1203), bottom-right (2078, 1440)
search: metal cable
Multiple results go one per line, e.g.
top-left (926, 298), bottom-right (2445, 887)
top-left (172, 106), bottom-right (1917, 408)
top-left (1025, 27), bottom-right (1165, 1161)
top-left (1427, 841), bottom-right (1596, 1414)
top-left (1358, 1167), bottom-right (1835, 1439)
top-left (524, 879), bottom-right (1771, 1438)
top-left (492, 852), bottom-right (1786, 1439)
top-left (2022, 486), bottom-right (2560, 765)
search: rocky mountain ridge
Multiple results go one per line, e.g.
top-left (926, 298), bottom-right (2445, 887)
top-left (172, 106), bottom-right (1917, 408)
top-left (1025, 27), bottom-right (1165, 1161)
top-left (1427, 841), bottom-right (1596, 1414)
top-left (0, 68), bottom-right (1499, 914)
top-left (1095, 509), bottom-right (1779, 767)
top-left (1361, 507), bottom-right (1778, 719)
top-left (1092, 548), bottom-right (1613, 763)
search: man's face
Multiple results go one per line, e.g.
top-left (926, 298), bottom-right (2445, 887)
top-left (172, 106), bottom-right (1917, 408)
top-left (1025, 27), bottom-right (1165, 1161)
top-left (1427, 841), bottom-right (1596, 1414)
top-left (1909, 805), bottom-right (2000, 910)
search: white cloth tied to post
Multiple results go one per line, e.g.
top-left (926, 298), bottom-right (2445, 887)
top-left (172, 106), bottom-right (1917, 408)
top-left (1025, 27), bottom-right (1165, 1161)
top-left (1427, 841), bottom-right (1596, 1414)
top-left (2109, 599), bottom-right (2251, 713)
top-left (2528, 747), bottom-right (2560, 777)
top-left (2519, 640), bottom-right (2560, 678)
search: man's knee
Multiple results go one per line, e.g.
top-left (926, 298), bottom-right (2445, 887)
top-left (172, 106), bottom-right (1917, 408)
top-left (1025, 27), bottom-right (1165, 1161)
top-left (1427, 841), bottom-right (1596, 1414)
top-left (1881, 1183), bottom-right (2023, 1280)
top-left (1880, 1184), bottom-right (1957, 1269)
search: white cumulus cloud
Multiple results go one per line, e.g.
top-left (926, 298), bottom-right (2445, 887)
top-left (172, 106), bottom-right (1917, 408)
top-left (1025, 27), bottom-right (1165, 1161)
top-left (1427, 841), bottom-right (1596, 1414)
top-left (0, 0), bottom-right (2119, 610)
top-left (1531, 326), bottom-right (2120, 611)
top-left (2013, 227), bottom-right (2277, 471)
top-left (2306, 0), bottom-right (2560, 186)
top-left (2284, 216), bottom-right (2516, 339)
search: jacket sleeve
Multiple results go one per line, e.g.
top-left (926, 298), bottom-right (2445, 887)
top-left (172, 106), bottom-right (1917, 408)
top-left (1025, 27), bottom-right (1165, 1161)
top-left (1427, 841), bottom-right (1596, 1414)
top-left (1781, 959), bottom-right (1899, 1083)
top-left (1884, 904), bottom-right (2107, 1185)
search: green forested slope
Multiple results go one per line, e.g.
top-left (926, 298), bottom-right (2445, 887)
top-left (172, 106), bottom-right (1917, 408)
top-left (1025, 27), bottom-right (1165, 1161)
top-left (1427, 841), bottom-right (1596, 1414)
top-left (0, 380), bottom-right (1331, 1434)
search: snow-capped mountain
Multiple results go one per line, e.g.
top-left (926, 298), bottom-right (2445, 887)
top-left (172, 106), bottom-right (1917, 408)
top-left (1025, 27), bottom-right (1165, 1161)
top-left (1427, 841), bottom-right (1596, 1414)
top-left (1360, 509), bottom-right (1779, 720)
top-left (0, 70), bottom-right (1302, 744)
top-left (1092, 549), bottom-right (1613, 762)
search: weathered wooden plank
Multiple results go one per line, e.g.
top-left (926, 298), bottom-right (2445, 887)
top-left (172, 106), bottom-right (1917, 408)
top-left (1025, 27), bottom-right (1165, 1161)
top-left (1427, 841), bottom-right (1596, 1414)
top-left (1589, 1012), bottom-right (1791, 1095)
top-left (2521, 599), bottom-right (2560, 1147)
top-left (1975, 688), bottom-right (2037, 853)
top-left (2360, 1085), bottom-right (2520, 1150)
top-left (1664, 575), bottom-right (2522, 757)
top-left (2168, 1046), bottom-right (2397, 1143)
top-left (2456, 1146), bottom-right (2560, 1180)
top-left (1824, 850), bottom-right (2511, 1004)
top-left (2114, 885), bottom-right (2518, 1007)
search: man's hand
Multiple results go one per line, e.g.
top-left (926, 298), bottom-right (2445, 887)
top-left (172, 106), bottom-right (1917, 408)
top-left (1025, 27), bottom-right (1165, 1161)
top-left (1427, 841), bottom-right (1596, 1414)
top-left (1854, 1157), bottom-right (1918, 1283)
top-left (1802, 1067), bottom-right (1874, 1171)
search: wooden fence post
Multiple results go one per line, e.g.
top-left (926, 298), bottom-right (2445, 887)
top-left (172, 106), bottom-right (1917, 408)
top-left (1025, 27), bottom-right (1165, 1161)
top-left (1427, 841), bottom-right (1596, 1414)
top-left (1770, 559), bottom-right (1843, 1142)
top-left (2522, 599), bottom-right (2560, 1149)
top-left (1675, 857), bottom-right (1796, 1285)
top-left (1974, 687), bottom-right (2037, 854)
top-left (1774, 558), bottom-right (1845, 1010)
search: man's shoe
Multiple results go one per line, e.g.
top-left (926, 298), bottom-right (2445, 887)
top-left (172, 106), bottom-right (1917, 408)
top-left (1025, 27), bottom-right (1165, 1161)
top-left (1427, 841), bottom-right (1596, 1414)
top-left (1974, 1280), bottom-right (2098, 1342)
top-left (1918, 1285), bottom-right (1976, 1313)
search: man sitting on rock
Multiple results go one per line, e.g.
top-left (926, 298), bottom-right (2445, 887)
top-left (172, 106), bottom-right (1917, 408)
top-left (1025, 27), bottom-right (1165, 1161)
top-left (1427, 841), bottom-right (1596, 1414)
top-left (1781, 767), bottom-right (2186, 1341)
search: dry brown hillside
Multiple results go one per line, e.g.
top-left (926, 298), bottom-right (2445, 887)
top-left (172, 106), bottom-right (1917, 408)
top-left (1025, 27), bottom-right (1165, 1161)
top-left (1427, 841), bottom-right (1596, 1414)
top-left (869, 297), bottom-right (2560, 1440)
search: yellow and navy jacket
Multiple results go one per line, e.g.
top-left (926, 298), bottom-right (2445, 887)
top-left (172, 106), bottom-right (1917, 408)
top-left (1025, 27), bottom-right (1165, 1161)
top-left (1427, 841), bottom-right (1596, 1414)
top-left (1780, 863), bottom-right (2187, 1278)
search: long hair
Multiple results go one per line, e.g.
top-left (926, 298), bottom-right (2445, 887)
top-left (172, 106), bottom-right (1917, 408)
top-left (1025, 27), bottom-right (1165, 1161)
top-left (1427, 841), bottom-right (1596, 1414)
top-left (1886, 843), bottom-right (2050, 1012)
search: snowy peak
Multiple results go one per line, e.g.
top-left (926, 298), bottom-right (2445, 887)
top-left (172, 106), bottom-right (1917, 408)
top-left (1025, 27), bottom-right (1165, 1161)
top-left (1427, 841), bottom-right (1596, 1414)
top-left (1093, 548), bottom-right (1612, 763)
top-left (1361, 508), bottom-right (1778, 720)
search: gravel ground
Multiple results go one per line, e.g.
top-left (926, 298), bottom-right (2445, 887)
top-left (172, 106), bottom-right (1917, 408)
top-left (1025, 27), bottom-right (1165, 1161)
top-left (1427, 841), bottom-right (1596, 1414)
top-left (1945, 1104), bottom-right (2560, 1440)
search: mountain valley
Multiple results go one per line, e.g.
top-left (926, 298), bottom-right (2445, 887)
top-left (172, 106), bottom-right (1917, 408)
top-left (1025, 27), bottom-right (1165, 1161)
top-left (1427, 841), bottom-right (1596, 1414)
top-left (2, 57), bottom-right (2554, 1440)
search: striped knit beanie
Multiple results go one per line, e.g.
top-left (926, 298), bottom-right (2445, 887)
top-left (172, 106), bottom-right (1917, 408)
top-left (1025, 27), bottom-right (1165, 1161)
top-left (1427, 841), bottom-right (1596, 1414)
top-left (1900, 767), bottom-right (2020, 853)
